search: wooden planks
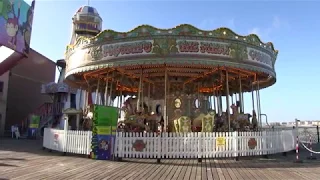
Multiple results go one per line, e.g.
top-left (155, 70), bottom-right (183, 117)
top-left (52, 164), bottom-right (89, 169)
top-left (1, 139), bottom-right (320, 180)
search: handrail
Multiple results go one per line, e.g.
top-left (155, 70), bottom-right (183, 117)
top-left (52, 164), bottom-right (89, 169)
top-left (21, 102), bottom-right (64, 133)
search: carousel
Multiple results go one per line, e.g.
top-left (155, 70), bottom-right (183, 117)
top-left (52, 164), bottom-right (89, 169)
top-left (65, 6), bottom-right (277, 134)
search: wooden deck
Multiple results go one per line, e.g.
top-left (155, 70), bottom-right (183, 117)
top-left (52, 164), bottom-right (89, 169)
top-left (1, 138), bottom-right (320, 180)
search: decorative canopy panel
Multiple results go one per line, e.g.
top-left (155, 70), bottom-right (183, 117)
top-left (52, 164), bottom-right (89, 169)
top-left (64, 24), bottom-right (278, 95)
top-left (41, 82), bottom-right (78, 94)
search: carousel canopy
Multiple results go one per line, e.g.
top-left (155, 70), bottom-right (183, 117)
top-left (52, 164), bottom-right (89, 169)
top-left (64, 24), bottom-right (278, 96)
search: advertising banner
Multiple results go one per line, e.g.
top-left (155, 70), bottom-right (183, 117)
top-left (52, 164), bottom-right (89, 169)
top-left (91, 105), bottom-right (119, 160)
top-left (0, 0), bottom-right (35, 55)
top-left (28, 114), bottom-right (39, 138)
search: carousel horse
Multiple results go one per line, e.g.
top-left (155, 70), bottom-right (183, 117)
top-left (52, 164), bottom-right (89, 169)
top-left (251, 110), bottom-right (258, 131)
top-left (230, 104), bottom-right (251, 130)
top-left (219, 112), bottom-right (230, 131)
top-left (201, 110), bottom-right (215, 132)
top-left (192, 113), bottom-right (206, 132)
top-left (178, 116), bottom-right (192, 132)
top-left (173, 117), bottom-right (179, 132)
top-left (82, 105), bottom-right (94, 130)
top-left (215, 113), bottom-right (224, 131)
top-left (122, 97), bottom-right (149, 116)
top-left (145, 114), bottom-right (161, 132)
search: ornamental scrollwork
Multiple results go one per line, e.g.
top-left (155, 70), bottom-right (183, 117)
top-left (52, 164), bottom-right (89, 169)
top-left (152, 38), bottom-right (178, 56)
top-left (88, 46), bottom-right (103, 60)
top-left (229, 43), bottom-right (248, 61)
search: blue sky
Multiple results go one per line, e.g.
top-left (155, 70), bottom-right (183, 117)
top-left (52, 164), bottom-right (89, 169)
top-left (25, 0), bottom-right (319, 122)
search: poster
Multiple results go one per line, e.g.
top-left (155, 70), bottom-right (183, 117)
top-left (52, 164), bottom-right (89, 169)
top-left (0, 0), bottom-right (35, 55)
top-left (28, 114), bottom-right (39, 138)
top-left (91, 105), bottom-right (118, 160)
top-left (216, 137), bottom-right (226, 147)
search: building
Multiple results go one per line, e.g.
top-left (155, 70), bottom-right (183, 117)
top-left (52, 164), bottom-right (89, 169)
top-left (0, 48), bottom-right (56, 135)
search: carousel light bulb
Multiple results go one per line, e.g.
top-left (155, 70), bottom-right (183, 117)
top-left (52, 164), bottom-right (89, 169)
top-left (151, 112), bottom-right (155, 115)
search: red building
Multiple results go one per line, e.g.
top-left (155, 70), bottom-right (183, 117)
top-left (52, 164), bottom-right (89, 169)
top-left (0, 48), bottom-right (56, 136)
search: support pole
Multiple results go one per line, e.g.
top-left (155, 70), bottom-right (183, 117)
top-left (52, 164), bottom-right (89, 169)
top-left (164, 67), bottom-right (168, 132)
top-left (218, 92), bottom-right (222, 115)
top-left (104, 70), bottom-right (109, 106)
top-left (95, 78), bottom-right (100, 104)
top-left (257, 83), bottom-right (262, 128)
top-left (79, 87), bottom-right (82, 110)
top-left (213, 91), bottom-right (217, 112)
top-left (109, 72), bottom-right (114, 106)
top-left (219, 68), bottom-right (223, 115)
top-left (256, 80), bottom-right (261, 128)
top-left (241, 92), bottom-right (244, 113)
top-left (141, 80), bottom-right (144, 113)
top-left (238, 73), bottom-right (243, 113)
top-left (251, 80), bottom-right (255, 112)
top-left (137, 69), bottom-right (143, 112)
top-left (226, 69), bottom-right (230, 132)
top-left (148, 82), bottom-right (151, 113)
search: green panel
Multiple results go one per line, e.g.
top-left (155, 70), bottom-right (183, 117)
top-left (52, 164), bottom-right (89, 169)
top-left (96, 126), bottom-right (112, 135)
top-left (93, 105), bottom-right (118, 126)
top-left (29, 114), bottom-right (40, 128)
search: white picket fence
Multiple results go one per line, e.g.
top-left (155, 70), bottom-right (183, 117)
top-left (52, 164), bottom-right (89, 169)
top-left (43, 128), bottom-right (92, 155)
top-left (115, 130), bottom-right (296, 159)
top-left (43, 128), bottom-right (296, 159)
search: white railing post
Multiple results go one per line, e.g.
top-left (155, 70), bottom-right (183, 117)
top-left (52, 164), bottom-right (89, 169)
top-left (157, 132), bottom-right (161, 163)
top-left (117, 132), bottom-right (123, 160)
top-left (197, 132), bottom-right (202, 162)
top-left (87, 131), bottom-right (92, 155)
top-left (63, 116), bottom-right (69, 153)
top-left (233, 131), bottom-right (238, 159)
top-left (262, 130), bottom-right (267, 155)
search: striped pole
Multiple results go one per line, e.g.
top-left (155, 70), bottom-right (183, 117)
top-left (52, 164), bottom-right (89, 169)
top-left (296, 136), bottom-right (299, 160)
top-left (307, 134), bottom-right (317, 160)
top-left (294, 135), bottom-right (303, 163)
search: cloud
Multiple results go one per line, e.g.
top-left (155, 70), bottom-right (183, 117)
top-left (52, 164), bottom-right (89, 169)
top-left (248, 16), bottom-right (290, 42)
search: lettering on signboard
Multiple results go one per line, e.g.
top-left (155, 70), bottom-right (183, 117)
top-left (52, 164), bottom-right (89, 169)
top-left (177, 40), bottom-right (230, 56)
top-left (102, 41), bottom-right (152, 58)
top-left (248, 49), bottom-right (273, 67)
top-left (178, 41), bottom-right (199, 52)
top-left (200, 42), bottom-right (230, 56)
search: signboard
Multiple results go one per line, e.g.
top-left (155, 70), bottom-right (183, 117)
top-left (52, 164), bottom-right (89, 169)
top-left (248, 138), bottom-right (257, 149)
top-left (177, 40), bottom-right (230, 57)
top-left (0, 0), bottom-right (35, 55)
top-left (66, 37), bottom-right (276, 76)
top-left (216, 137), bottom-right (226, 147)
top-left (29, 114), bottom-right (39, 128)
top-left (102, 40), bottom-right (152, 58)
top-left (247, 47), bottom-right (273, 68)
top-left (91, 105), bottom-right (118, 160)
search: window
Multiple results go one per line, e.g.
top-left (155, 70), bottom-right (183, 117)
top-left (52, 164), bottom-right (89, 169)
top-left (0, 81), bottom-right (4, 93)
top-left (70, 94), bottom-right (76, 108)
